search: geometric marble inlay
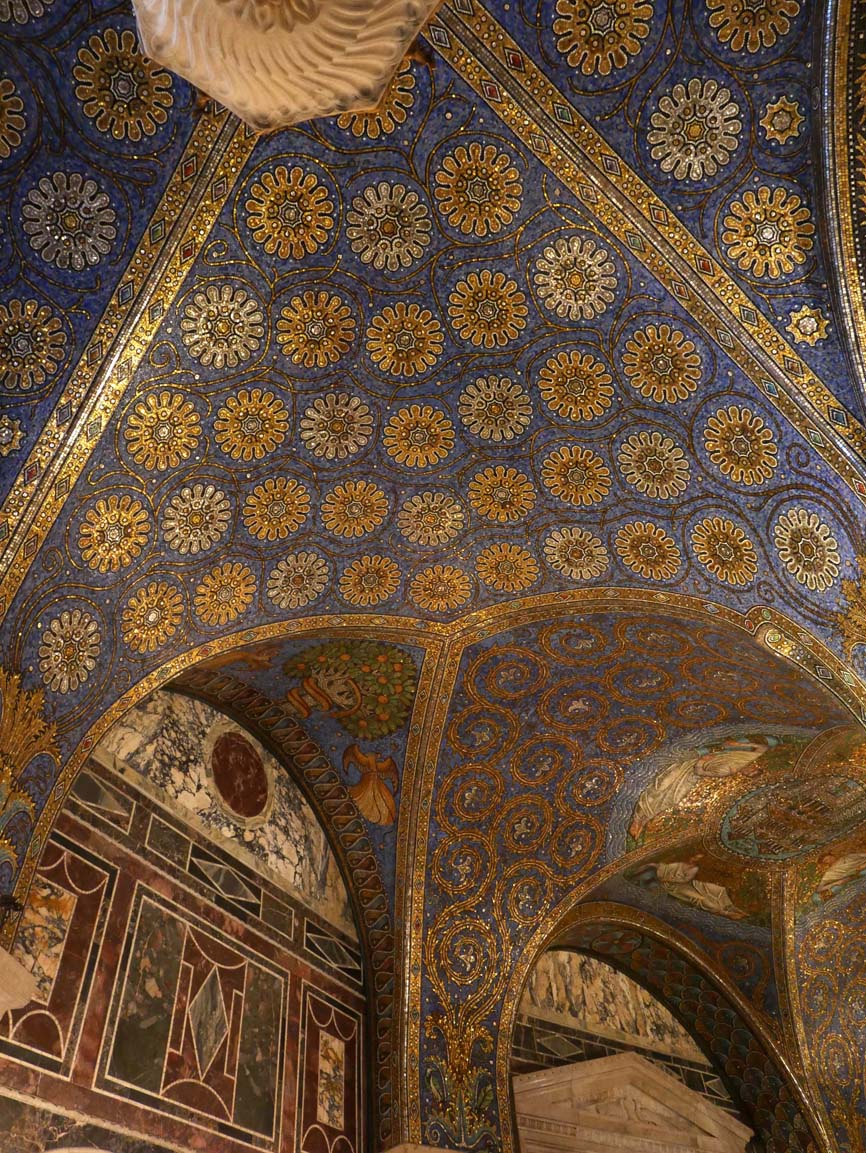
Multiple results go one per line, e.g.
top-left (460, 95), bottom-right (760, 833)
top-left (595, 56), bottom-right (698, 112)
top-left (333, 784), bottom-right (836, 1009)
top-left (188, 967), bottom-right (228, 1075)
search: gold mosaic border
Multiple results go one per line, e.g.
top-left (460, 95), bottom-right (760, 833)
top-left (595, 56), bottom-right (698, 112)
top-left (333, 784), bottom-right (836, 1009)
top-left (428, 1), bottom-right (866, 495)
top-left (0, 110), bottom-right (258, 619)
top-left (825, 0), bottom-right (866, 405)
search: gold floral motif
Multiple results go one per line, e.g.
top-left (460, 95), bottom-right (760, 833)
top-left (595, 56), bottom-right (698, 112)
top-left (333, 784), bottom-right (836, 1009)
top-left (266, 551), bottom-right (328, 610)
top-left (366, 301), bottom-right (443, 376)
top-left (162, 483), bottom-right (231, 555)
top-left (397, 492), bottom-right (465, 545)
top-left (468, 465), bottom-right (537, 522)
top-left (622, 324), bottom-right (702, 403)
top-left (383, 405), bottom-right (454, 467)
top-left (538, 350), bottom-right (614, 421)
top-left (448, 270), bottom-right (528, 348)
top-left (276, 291), bottom-right (355, 368)
top-left (760, 96), bottom-right (803, 144)
top-left (339, 555), bottom-right (401, 606)
top-left (322, 479), bottom-right (388, 538)
top-left (553, 0), bottom-right (653, 76)
top-left (706, 0), bottom-right (800, 53)
top-left (0, 298), bottom-right (66, 391)
top-left (79, 493), bottom-right (150, 573)
top-left (0, 668), bottom-right (57, 871)
top-left (410, 564), bottom-right (472, 612)
top-left (337, 63), bottom-right (415, 138)
top-left (0, 77), bottom-right (25, 158)
top-left (180, 283), bottom-right (264, 369)
top-left (785, 305), bottom-right (829, 346)
top-left (648, 79), bottom-right (741, 182)
top-left (242, 477), bottom-right (309, 540)
top-left (774, 508), bottom-right (840, 591)
top-left (214, 388), bottom-right (289, 461)
top-left (194, 561), bottom-right (256, 626)
top-left (73, 28), bottom-right (173, 141)
top-left (475, 543), bottom-right (539, 592)
top-left (300, 393), bottom-right (372, 460)
top-left (245, 165), bottom-right (334, 259)
top-left (722, 186), bottom-right (813, 279)
top-left (124, 390), bottom-right (200, 471)
top-left (617, 431), bottom-right (689, 499)
top-left (703, 405), bottom-right (778, 485)
top-left (0, 416), bottom-right (23, 456)
top-left (615, 521), bottom-right (682, 580)
top-left (533, 235), bottom-right (617, 321)
top-left (458, 376), bottom-right (532, 441)
top-left (121, 581), bottom-right (184, 653)
top-left (541, 445), bottom-right (611, 506)
top-left (434, 142), bottom-right (523, 237)
top-left (691, 517), bottom-right (757, 585)
top-left (544, 526), bottom-right (609, 580)
top-left (38, 608), bottom-right (101, 694)
top-left (346, 182), bottom-right (431, 271)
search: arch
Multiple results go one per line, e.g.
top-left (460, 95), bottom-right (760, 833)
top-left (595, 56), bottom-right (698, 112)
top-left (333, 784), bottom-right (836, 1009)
top-left (405, 596), bottom-right (860, 1150)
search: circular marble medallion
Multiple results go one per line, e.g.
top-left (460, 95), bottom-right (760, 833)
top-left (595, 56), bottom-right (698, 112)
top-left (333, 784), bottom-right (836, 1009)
top-left (210, 730), bottom-right (269, 818)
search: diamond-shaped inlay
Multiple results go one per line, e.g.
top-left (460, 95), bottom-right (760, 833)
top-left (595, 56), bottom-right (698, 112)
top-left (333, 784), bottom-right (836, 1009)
top-left (212, 177), bottom-right (228, 199)
top-left (815, 665), bottom-right (832, 680)
top-left (554, 103), bottom-right (574, 125)
top-left (149, 219), bottom-right (165, 244)
top-left (601, 154), bottom-right (621, 175)
top-left (149, 300), bottom-right (165, 323)
top-left (24, 462), bottom-right (39, 483)
top-left (739, 304), bottom-right (758, 325)
top-left (56, 403), bottom-right (72, 427)
top-left (529, 133), bottom-right (548, 153)
top-left (180, 240), bottom-right (195, 262)
top-left (23, 535), bottom-right (38, 559)
top-left (829, 407), bottom-right (849, 427)
top-left (670, 281), bottom-right (689, 300)
top-left (579, 184), bottom-right (598, 204)
top-left (854, 479), bottom-right (866, 496)
top-left (188, 967), bottom-right (228, 1074)
top-left (54, 477), bottom-right (70, 500)
top-left (481, 80), bottom-right (501, 101)
top-left (196, 859), bottom-right (257, 903)
top-left (118, 358), bottom-right (133, 380)
top-left (0, 522), bottom-right (8, 543)
top-left (118, 281), bottom-right (134, 306)
top-left (86, 342), bottom-right (103, 366)
top-left (808, 428), bottom-right (825, 447)
top-left (649, 205), bottom-right (668, 225)
top-left (86, 419), bottom-right (101, 439)
top-left (695, 255), bottom-right (713, 275)
top-left (626, 232), bottom-right (645, 252)
top-left (505, 49), bottom-right (524, 70)
top-left (428, 23), bottom-right (450, 47)
top-left (453, 0), bottom-right (473, 12)
top-left (182, 157), bottom-right (197, 180)
top-left (716, 329), bottom-right (734, 349)
top-left (784, 356), bottom-right (803, 376)
top-left (760, 376), bottom-right (779, 396)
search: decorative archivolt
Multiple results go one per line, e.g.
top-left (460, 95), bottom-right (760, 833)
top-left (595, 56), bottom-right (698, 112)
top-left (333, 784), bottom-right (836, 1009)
top-left (132, 0), bottom-right (442, 130)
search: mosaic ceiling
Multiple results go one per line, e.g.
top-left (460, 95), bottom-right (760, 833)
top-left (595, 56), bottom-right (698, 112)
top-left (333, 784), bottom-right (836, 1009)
top-left (6, 0), bottom-right (866, 1149)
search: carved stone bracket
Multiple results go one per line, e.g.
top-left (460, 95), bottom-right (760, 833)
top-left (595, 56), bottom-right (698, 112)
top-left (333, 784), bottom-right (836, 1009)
top-left (132, 0), bottom-right (442, 130)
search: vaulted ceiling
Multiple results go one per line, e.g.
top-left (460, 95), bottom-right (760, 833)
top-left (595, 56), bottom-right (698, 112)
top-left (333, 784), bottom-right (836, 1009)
top-left (5, 0), bottom-right (866, 1150)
